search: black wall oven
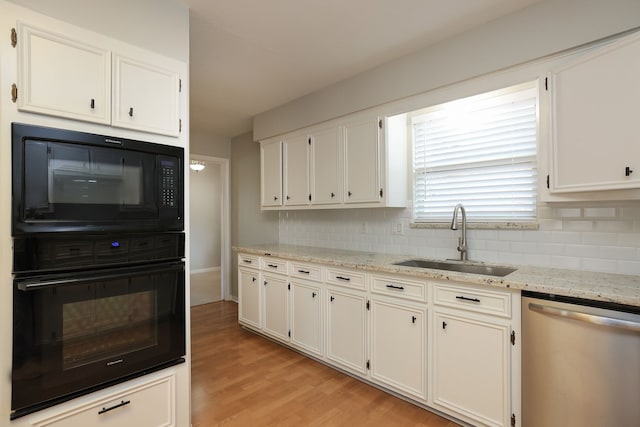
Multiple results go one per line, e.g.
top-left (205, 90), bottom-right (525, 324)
top-left (10, 123), bottom-right (186, 420)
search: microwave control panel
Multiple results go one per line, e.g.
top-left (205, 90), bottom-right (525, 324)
top-left (160, 158), bottom-right (178, 207)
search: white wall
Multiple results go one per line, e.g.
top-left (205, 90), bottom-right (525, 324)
top-left (254, 0), bottom-right (640, 140)
top-left (190, 128), bottom-right (231, 159)
top-left (189, 162), bottom-right (221, 271)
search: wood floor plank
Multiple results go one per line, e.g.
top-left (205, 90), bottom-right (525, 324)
top-left (190, 301), bottom-right (460, 427)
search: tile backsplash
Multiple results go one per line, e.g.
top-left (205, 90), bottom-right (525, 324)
top-left (278, 202), bottom-right (640, 275)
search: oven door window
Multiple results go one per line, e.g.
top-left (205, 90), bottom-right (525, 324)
top-left (11, 263), bottom-right (185, 415)
top-left (22, 140), bottom-right (156, 221)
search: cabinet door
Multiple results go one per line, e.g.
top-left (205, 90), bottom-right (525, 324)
top-left (550, 33), bottom-right (640, 192)
top-left (433, 310), bottom-right (511, 427)
top-left (260, 140), bottom-right (283, 207)
top-left (311, 126), bottom-right (342, 205)
top-left (238, 268), bottom-right (261, 330)
top-left (262, 274), bottom-right (289, 342)
top-left (17, 23), bottom-right (110, 124)
top-left (343, 116), bottom-right (381, 204)
top-left (283, 134), bottom-right (310, 206)
top-left (112, 54), bottom-right (180, 136)
top-left (290, 281), bottom-right (322, 356)
top-left (370, 299), bottom-right (426, 401)
top-left (326, 288), bottom-right (367, 375)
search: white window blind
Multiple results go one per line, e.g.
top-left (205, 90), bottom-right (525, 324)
top-left (412, 82), bottom-right (538, 222)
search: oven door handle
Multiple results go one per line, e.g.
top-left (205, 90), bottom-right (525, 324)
top-left (16, 262), bottom-right (184, 291)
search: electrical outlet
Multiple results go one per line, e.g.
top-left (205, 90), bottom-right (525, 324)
top-left (360, 222), bottom-right (368, 234)
top-left (392, 223), bottom-right (404, 235)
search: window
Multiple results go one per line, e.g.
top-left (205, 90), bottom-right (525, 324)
top-left (411, 81), bottom-right (538, 223)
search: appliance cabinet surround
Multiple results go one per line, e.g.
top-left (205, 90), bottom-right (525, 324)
top-left (16, 22), bottom-right (182, 137)
top-left (259, 111), bottom-right (407, 210)
top-left (236, 252), bottom-right (521, 427)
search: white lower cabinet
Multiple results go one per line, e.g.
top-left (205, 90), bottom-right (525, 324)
top-left (236, 252), bottom-right (520, 426)
top-left (326, 287), bottom-right (368, 376)
top-left (262, 272), bottom-right (289, 342)
top-left (370, 297), bottom-right (427, 401)
top-left (432, 310), bottom-right (511, 427)
top-left (30, 373), bottom-right (176, 427)
top-left (238, 267), bottom-right (262, 330)
top-left (290, 280), bottom-right (323, 356)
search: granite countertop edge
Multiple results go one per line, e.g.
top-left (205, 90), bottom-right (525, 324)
top-left (233, 244), bottom-right (640, 307)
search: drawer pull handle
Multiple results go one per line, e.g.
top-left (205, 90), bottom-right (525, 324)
top-left (98, 399), bottom-right (131, 415)
top-left (386, 284), bottom-right (405, 290)
top-left (298, 269), bottom-right (310, 274)
top-left (243, 259), bottom-right (252, 264)
top-left (456, 295), bottom-right (480, 303)
top-left (336, 276), bottom-right (351, 281)
top-left (267, 264), bottom-right (278, 269)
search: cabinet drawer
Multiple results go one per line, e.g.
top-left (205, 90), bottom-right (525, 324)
top-left (261, 257), bottom-right (289, 275)
top-left (432, 282), bottom-right (512, 318)
top-left (326, 267), bottom-right (366, 290)
top-left (371, 274), bottom-right (427, 302)
top-left (238, 253), bottom-right (260, 269)
top-left (32, 373), bottom-right (175, 427)
top-left (290, 261), bottom-right (323, 282)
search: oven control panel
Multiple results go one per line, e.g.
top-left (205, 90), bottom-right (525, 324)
top-left (160, 158), bottom-right (178, 207)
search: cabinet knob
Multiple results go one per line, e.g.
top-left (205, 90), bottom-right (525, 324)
top-left (128, 107), bottom-right (134, 117)
top-left (90, 98), bottom-right (95, 109)
top-left (312, 292), bottom-right (316, 298)
top-left (442, 321), bottom-right (447, 329)
top-left (626, 166), bottom-right (634, 177)
top-left (252, 277), bottom-right (256, 282)
top-left (263, 281), bottom-right (267, 286)
top-left (274, 196), bottom-right (278, 201)
top-left (412, 316), bottom-right (417, 324)
top-left (331, 192), bottom-right (335, 198)
top-left (286, 195), bottom-right (290, 200)
top-left (330, 296), bottom-right (335, 302)
top-left (348, 191), bottom-right (352, 197)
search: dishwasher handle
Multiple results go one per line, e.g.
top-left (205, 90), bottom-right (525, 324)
top-left (528, 302), bottom-right (640, 333)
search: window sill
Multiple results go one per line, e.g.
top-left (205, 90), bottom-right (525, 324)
top-left (410, 221), bottom-right (539, 230)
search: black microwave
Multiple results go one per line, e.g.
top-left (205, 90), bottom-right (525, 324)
top-left (12, 123), bottom-right (184, 235)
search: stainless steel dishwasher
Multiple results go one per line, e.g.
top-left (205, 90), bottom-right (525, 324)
top-left (522, 291), bottom-right (640, 427)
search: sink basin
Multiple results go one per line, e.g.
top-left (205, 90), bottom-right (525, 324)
top-left (393, 259), bottom-right (517, 277)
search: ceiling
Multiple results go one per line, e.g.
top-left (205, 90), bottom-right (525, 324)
top-left (183, 0), bottom-right (541, 139)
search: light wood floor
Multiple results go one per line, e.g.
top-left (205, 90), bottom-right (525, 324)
top-left (190, 301), bottom-right (459, 427)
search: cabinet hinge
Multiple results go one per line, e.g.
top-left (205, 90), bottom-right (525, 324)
top-left (378, 119), bottom-right (382, 129)
top-left (179, 78), bottom-right (182, 93)
top-left (11, 83), bottom-right (17, 103)
top-left (179, 119), bottom-right (182, 132)
top-left (511, 413), bottom-right (516, 427)
top-left (366, 360), bottom-right (370, 370)
top-left (10, 27), bottom-right (17, 47)
top-left (546, 174), bottom-right (550, 189)
top-left (366, 300), bottom-right (370, 310)
top-left (544, 77), bottom-right (548, 91)
top-left (510, 331), bottom-right (516, 346)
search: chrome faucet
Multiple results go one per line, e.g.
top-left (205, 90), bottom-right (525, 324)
top-left (450, 203), bottom-right (467, 261)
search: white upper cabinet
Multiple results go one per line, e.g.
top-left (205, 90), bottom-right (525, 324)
top-left (112, 55), bottom-right (181, 136)
top-left (549, 32), bottom-right (640, 193)
top-left (283, 134), bottom-right (310, 206)
top-left (343, 115), bottom-right (382, 204)
top-left (310, 126), bottom-right (342, 205)
top-left (260, 139), bottom-right (283, 207)
top-left (16, 22), bottom-right (182, 137)
top-left (260, 111), bottom-right (406, 210)
top-left (17, 22), bottom-right (111, 124)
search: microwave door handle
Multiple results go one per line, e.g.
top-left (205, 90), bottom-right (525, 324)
top-left (17, 262), bottom-right (184, 291)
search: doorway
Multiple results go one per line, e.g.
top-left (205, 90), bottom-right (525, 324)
top-left (188, 155), bottom-right (230, 305)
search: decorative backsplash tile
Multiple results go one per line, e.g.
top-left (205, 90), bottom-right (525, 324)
top-left (278, 201), bottom-right (640, 275)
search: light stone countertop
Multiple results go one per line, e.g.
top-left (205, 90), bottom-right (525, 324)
top-left (234, 243), bottom-right (640, 307)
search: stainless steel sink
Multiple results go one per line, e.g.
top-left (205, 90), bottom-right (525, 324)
top-left (393, 259), bottom-right (517, 277)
